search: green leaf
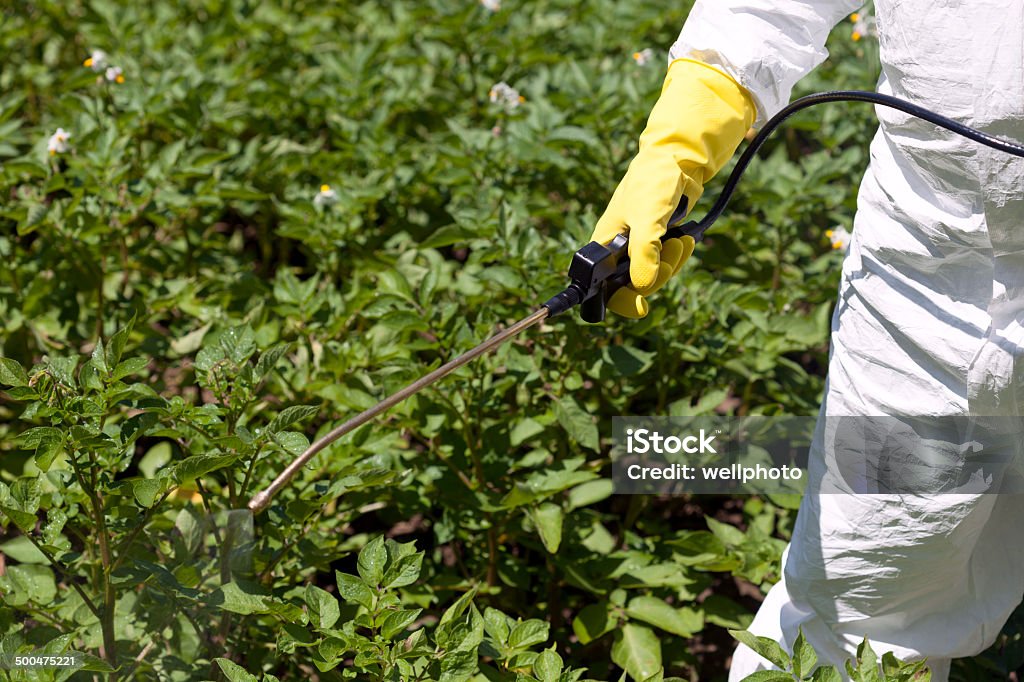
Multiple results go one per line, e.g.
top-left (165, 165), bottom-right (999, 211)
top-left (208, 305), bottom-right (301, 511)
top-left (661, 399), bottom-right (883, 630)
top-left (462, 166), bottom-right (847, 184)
top-left (422, 224), bottom-right (473, 249)
top-left (76, 653), bottom-right (116, 672)
top-left (0, 357), bottom-right (28, 387)
top-left (1, 564), bottom-right (57, 605)
top-left (255, 343), bottom-right (290, 378)
top-left (218, 184), bottom-right (268, 201)
top-left (211, 581), bottom-right (272, 615)
top-left (19, 202), bottom-right (48, 235)
top-left (131, 478), bottom-right (165, 508)
top-left (0, 536), bottom-right (47, 563)
top-left (854, 637), bottom-right (880, 682)
top-left (436, 600), bottom-right (484, 655)
top-left (439, 587), bottom-right (478, 626)
top-left (510, 418), bottom-right (545, 447)
top-left (112, 356), bottom-right (149, 381)
top-left (572, 602), bottom-right (615, 644)
top-left (766, 493), bottom-right (803, 510)
top-left (91, 338), bottom-right (108, 374)
top-left (509, 619), bottom-right (549, 650)
top-left (625, 596), bottom-right (703, 638)
top-left (305, 584), bottom-right (340, 629)
top-left (729, 630), bottom-right (791, 670)
top-left (792, 628), bottom-right (817, 678)
top-left (24, 427), bottom-right (63, 472)
top-left (0, 505), bottom-right (36, 532)
top-left (273, 431), bottom-right (309, 455)
top-left (567, 479), bottom-right (613, 510)
top-left (553, 397), bottom-right (599, 451)
top-left (704, 595), bottom-right (754, 630)
top-left (880, 651), bottom-right (900, 677)
top-left (79, 358), bottom-right (104, 392)
top-left (611, 623), bottom-right (662, 682)
top-left (357, 535), bottom-right (387, 586)
top-left (175, 507), bottom-right (204, 556)
top-left (382, 551), bottom-right (423, 589)
top-left (705, 516), bottom-right (747, 547)
top-left (380, 608), bottom-right (422, 639)
top-left (335, 571), bottom-right (373, 609)
top-left (269, 404), bottom-right (320, 433)
top-left (532, 503), bottom-right (563, 553)
top-left (218, 325), bottom-right (257, 365)
top-left (139, 442), bottom-right (173, 479)
top-left (739, 672), bottom-right (794, 682)
top-left (483, 607), bottom-right (514, 644)
top-left (438, 648), bottom-right (478, 682)
top-left (106, 315), bottom-right (136, 369)
top-left (810, 667), bottom-right (843, 682)
top-left (171, 454), bottom-right (237, 483)
top-left (170, 323), bottom-right (212, 356)
top-left (533, 647), bottom-right (563, 682)
top-left (215, 658), bottom-right (259, 682)
top-left (46, 355), bottom-right (77, 387)
top-left (603, 345), bottom-right (655, 376)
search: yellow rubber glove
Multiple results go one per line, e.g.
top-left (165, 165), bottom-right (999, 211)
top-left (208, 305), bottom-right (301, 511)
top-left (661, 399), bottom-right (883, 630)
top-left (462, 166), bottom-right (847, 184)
top-left (591, 58), bottom-right (756, 318)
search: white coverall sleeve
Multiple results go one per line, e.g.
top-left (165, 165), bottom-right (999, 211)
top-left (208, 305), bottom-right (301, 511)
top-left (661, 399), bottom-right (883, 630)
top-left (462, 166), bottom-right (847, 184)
top-left (669, 0), bottom-right (864, 126)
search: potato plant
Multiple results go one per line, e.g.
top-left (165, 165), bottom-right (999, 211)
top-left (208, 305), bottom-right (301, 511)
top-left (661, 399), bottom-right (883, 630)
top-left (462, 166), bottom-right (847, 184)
top-left (0, 0), bottom-right (1005, 680)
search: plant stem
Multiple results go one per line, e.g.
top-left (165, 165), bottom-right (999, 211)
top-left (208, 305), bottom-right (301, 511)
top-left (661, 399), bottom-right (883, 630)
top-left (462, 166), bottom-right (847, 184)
top-left (238, 446), bottom-right (264, 500)
top-left (20, 531), bottom-right (100, 618)
top-left (80, 448), bottom-right (118, 677)
top-left (486, 525), bottom-right (498, 587)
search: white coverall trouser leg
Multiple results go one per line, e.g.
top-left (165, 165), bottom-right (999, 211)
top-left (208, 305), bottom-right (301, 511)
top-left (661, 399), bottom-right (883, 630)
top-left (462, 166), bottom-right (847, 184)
top-left (670, 1), bottom-right (1024, 679)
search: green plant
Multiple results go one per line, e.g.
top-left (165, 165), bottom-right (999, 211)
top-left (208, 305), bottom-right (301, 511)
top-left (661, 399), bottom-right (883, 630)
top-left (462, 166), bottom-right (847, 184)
top-left (732, 629), bottom-right (931, 682)
top-left (209, 535), bottom-right (590, 682)
top-left (0, 0), bottom-right (912, 680)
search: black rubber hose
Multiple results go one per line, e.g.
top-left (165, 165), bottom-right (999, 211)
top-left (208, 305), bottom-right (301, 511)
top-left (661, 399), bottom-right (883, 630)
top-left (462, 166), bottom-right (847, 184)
top-left (666, 90), bottom-right (1024, 240)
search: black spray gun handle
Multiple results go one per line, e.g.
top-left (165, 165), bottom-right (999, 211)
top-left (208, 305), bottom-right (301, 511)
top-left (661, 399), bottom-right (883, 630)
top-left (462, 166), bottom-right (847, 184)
top-left (543, 197), bottom-right (706, 323)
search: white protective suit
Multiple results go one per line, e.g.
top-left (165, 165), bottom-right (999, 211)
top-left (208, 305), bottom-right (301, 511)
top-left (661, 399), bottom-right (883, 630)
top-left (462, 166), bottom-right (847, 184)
top-left (668, 1), bottom-right (1024, 680)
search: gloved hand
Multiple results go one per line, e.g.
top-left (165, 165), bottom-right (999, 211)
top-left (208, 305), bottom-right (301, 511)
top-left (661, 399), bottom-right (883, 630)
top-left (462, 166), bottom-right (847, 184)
top-left (591, 58), bottom-right (756, 318)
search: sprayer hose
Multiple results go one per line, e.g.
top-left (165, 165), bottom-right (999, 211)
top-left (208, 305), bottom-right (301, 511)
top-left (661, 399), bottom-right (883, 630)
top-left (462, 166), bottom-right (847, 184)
top-left (676, 90), bottom-right (1024, 239)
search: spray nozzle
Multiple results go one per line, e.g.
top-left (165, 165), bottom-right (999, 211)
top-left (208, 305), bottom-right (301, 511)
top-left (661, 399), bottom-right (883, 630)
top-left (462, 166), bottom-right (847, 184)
top-left (544, 198), bottom-right (704, 322)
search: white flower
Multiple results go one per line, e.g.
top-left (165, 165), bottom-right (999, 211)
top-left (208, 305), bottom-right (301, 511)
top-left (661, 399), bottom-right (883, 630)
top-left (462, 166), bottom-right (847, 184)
top-left (632, 48), bottom-right (654, 66)
top-left (83, 49), bottom-right (109, 72)
top-left (850, 12), bottom-right (877, 41)
top-left (826, 226), bottom-right (852, 252)
top-left (104, 66), bottom-right (125, 84)
top-left (480, 0), bottom-right (500, 11)
top-left (488, 81), bottom-right (524, 110)
top-left (314, 184), bottom-right (338, 207)
top-left (47, 128), bottom-right (71, 156)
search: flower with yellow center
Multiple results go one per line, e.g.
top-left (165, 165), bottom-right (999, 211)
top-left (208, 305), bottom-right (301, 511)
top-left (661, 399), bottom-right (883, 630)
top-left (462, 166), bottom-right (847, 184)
top-left (850, 12), bottom-right (877, 41)
top-left (105, 66), bottom-right (125, 84)
top-left (489, 82), bottom-right (524, 110)
top-left (632, 48), bottom-right (654, 66)
top-left (83, 49), bottom-right (109, 72)
top-left (314, 183), bottom-right (338, 207)
top-left (47, 128), bottom-right (71, 156)
top-left (826, 226), bottom-right (852, 252)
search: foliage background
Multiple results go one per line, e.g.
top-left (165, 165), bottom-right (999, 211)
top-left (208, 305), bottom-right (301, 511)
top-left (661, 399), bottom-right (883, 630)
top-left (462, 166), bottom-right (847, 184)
top-left (6, 0), bottom-right (1016, 680)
